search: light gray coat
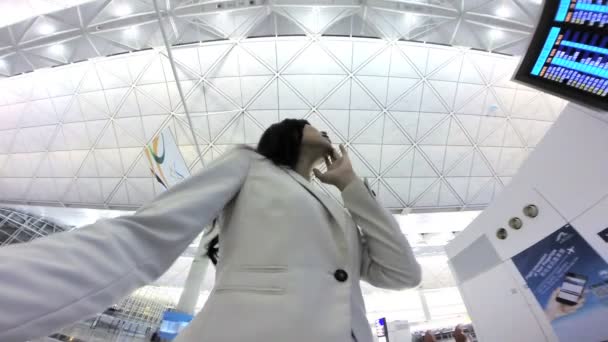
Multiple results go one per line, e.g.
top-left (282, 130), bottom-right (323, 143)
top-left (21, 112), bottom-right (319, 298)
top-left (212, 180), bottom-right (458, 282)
top-left (0, 148), bottom-right (421, 342)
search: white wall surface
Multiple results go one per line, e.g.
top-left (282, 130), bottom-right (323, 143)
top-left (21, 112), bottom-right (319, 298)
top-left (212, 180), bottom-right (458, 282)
top-left (446, 103), bottom-right (608, 342)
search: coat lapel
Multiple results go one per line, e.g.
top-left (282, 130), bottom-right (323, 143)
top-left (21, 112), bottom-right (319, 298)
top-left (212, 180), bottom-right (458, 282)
top-left (282, 168), bottom-right (349, 262)
top-left (282, 168), bottom-right (348, 232)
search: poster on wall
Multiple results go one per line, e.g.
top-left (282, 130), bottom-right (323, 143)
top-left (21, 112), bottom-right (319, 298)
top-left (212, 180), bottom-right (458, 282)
top-left (512, 224), bottom-right (608, 342)
top-left (144, 128), bottom-right (190, 190)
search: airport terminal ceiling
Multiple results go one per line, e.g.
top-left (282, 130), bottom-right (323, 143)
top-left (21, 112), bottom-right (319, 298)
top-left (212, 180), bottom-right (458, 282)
top-left (0, 0), bottom-right (567, 213)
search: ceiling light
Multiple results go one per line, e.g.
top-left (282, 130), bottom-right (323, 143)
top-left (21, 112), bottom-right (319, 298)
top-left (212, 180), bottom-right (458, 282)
top-left (49, 44), bottom-right (64, 55)
top-left (38, 23), bottom-right (55, 35)
top-left (404, 14), bottom-right (418, 25)
top-left (114, 4), bottom-right (132, 16)
top-left (489, 29), bottom-right (503, 39)
top-left (124, 26), bottom-right (138, 38)
top-left (495, 6), bottom-right (511, 18)
top-left (0, 59), bottom-right (6, 68)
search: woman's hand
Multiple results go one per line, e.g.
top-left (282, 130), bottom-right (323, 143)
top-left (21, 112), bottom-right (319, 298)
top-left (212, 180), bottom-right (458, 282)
top-left (313, 144), bottom-right (358, 191)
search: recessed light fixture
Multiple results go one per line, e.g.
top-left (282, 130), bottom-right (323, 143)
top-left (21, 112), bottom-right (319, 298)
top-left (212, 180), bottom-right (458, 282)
top-left (38, 23), bottom-right (55, 35)
top-left (404, 13), bottom-right (418, 25)
top-left (49, 44), bottom-right (64, 54)
top-left (495, 6), bottom-right (511, 18)
top-left (115, 4), bottom-right (132, 17)
top-left (124, 26), bottom-right (138, 38)
top-left (489, 29), bottom-right (503, 39)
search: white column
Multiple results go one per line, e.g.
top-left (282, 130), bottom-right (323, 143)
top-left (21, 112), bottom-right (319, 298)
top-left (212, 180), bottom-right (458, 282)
top-left (175, 234), bottom-right (213, 315)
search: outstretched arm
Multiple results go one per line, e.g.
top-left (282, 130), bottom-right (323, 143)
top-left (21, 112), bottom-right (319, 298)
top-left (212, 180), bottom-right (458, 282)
top-left (0, 148), bottom-right (254, 342)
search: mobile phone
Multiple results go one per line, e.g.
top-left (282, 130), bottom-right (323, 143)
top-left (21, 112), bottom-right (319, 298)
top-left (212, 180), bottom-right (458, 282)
top-left (556, 272), bottom-right (587, 306)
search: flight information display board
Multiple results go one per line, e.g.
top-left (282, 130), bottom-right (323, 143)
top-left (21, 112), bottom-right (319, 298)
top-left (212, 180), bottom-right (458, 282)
top-left (515, 0), bottom-right (608, 110)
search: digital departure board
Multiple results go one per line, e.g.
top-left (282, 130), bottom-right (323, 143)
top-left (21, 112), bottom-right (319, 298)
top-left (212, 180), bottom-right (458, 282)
top-left (515, 0), bottom-right (608, 110)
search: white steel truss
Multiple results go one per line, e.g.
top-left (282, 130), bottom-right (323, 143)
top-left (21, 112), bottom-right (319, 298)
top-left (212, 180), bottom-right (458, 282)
top-left (0, 0), bottom-right (544, 77)
top-left (0, 36), bottom-right (567, 212)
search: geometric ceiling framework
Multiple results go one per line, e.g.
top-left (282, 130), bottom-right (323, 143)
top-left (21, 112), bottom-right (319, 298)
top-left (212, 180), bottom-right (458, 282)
top-left (0, 0), bottom-right (543, 77)
top-left (0, 36), bottom-right (567, 212)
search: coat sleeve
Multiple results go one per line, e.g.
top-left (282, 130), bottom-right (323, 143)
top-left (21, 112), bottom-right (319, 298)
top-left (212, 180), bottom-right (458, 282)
top-left (341, 178), bottom-right (421, 290)
top-left (0, 148), bottom-right (254, 342)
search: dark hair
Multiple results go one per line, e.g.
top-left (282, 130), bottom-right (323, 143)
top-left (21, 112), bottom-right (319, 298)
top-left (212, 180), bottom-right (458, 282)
top-left (206, 119), bottom-right (310, 264)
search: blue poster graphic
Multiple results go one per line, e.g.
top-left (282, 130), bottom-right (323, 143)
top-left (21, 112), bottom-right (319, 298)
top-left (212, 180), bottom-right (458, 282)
top-left (512, 224), bottom-right (608, 342)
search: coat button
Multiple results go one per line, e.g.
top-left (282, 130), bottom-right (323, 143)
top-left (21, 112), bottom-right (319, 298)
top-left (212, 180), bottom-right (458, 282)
top-left (334, 269), bottom-right (348, 282)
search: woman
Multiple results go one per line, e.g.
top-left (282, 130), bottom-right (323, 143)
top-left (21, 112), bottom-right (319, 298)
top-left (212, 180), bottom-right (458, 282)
top-left (0, 119), bottom-right (421, 342)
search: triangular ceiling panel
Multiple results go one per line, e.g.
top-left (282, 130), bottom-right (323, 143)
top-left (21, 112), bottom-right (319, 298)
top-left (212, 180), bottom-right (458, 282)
top-left (428, 80), bottom-right (457, 112)
top-left (389, 46), bottom-right (420, 78)
top-left (414, 180), bottom-right (440, 207)
top-left (447, 150), bottom-right (474, 177)
top-left (384, 148), bottom-right (415, 178)
top-left (386, 77), bottom-right (419, 108)
top-left (351, 144), bottom-right (382, 174)
top-left (216, 114), bottom-right (245, 145)
top-left (321, 39), bottom-right (352, 71)
top-left (459, 57), bottom-right (485, 84)
top-left (378, 181), bottom-right (405, 208)
top-left (428, 54), bottom-right (463, 82)
top-left (349, 110), bottom-right (380, 140)
top-left (399, 45), bottom-right (428, 75)
top-left (470, 151), bottom-right (494, 177)
top-left (208, 111), bottom-right (240, 142)
top-left (382, 115), bottom-right (411, 145)
top-left (94, 149), bottom-right (124, 177)
top-left (354, 76), bottom-right (387, 107)
top-left (204, 83), bottom-right (240, 113)
top-left (390, 82), bottom-right (423, 112)
top-left (283, 42), bottom-right (345, 75)
top-left (469, 178), bottom-right (496, 205)
top-left (445, 177), bottom-right (470, 203)
top-left (409, 177), bottom-right (438, 204)
top-left (240, 41), bottom-right (278, 72)
top-left (353, 117), bottom-right (384, 144)
top-left (420, 83), bottom-right (448, 113)
top-left (242, 76), bottom-right (275, 109)
top-left (420, 118), bottom-right (450, 145)
top-left (78, 92), bottom-right (109, 121)
top-left (426, 48), bottom-right (460, 77)
top-left (114, 119), bottom-right (145, 147)
top-left (444, 146), bottom-right (473, 172)
top-left (389, 111), bottom-right (419, 140)
top-left (357, 47), bottom-right (391, 77)
top-left (454, 84), bottom-right (486, 114)
top-left (419, 145), bottom-right (446, 173)
top-left (412, 149), bottom-right (437, 177)
top-left (278, 79), bottom-right (310, 110)
top-left (447, 118), bottom-right (472, 146)
top-left (416, 113), bottom-right (448, 142)
top-left (381, 144), bottom-right (411, 173)
top-left (348, 147), bottom-right (376, 178)
top-left (352, 41), bottom-right (386, 72)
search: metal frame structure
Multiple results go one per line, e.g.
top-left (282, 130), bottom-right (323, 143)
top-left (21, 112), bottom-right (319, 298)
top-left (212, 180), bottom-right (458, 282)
top-left (0, 0), bottom-right (543, 77)
top-left (0, 207), bottom-right (68, 245)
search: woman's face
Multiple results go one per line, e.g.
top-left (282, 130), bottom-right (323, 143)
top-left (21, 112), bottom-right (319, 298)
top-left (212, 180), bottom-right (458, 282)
top-left (301, 124), bottom-right (333, 157)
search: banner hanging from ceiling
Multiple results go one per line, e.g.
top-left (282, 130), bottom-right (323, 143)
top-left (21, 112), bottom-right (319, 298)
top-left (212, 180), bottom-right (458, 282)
top-left (144, 128), bottom-right (190, 190)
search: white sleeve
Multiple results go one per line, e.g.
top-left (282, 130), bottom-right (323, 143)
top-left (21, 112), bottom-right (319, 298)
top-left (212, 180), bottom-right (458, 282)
top-left (341, 178), bottom-right (421, 290)
top-left (0, 148), bottom-right (254, 342)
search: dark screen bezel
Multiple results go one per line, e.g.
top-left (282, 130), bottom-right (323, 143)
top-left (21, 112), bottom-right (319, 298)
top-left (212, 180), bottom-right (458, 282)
top-left (514, 1), bottom-right (608, 111)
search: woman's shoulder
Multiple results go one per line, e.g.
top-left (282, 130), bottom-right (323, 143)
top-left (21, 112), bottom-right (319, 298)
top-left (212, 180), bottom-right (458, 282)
top-left (220, 146), bottom-right (266, 166)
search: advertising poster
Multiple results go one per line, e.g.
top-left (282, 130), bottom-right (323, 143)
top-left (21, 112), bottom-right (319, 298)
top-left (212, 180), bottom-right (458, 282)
top-left (512, 224), bottom-right (608, 342)
top-left (144, 128), bottom-right (190, 190)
